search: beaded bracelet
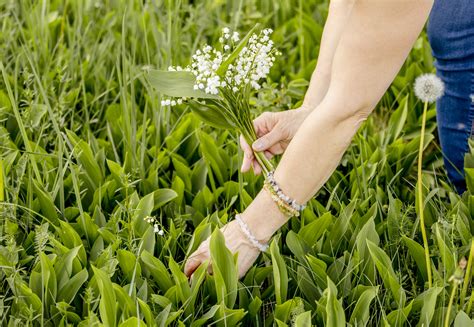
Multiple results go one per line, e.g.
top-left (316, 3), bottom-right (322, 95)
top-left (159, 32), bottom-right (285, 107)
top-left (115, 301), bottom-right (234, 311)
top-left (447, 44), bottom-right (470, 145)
top-left (235, 214), bottom-right (269, 252)
top-left (266, 171), bottom-right (307, 212)
top-left (263, 182), bottom-right (299, 217)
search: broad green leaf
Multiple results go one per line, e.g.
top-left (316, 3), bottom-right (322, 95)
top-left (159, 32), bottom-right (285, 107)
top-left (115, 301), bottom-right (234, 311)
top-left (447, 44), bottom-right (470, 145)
top-left (117, 249), bottom-right (140, 282)
top-left (367, 240), bottom-right (406, 306)
top-left (146, 70), bottom-right (218, 99)
top-left (386, 300), bottom-right (413, 327)
top-left (415, 287), bottom-right (443, 327)
top-left (402, 236), bottom-right (428, 281)
top-left (299, 212), bottom-right (332, 246)
top-left (168, 256), bottom-right (193, 316)
top-left (356, 217), bottom-right (379, 283)
top-left (119, 317), bottom-right (147, 327)
top-left (454, 311), bottom-right (474, 327)
top-left (66, 129), bottom-right (103, 190)
top-left (190, 305), bottom-right (220, 327)
top-left (325, 277), bottom-right (346, 327)
top-left (387, 95), bottom-right (408, 143)
top-left (434, 223), bottom-right (456, 277)
top-left (209, 228), bottom-right (238, 307)
top-left (140, 251), bottom-right (173, 291)
top-left (270, 239), bottom-right (288, 305)
top-left (92, 266), bottom-right (117, 327)
top-left (33, 180), bottom-right (59, 225)
top-left (40, 252), bottom-right (57, 311)
top-left (57, 269), bottom-right (88, 304)
top-left (349, 286), bottom-right (378, 326)
top-left (294, 311), bottom-right (312, 327)
top-left (152, 188), bottom-right (178, 210)
top-left (189, 101), bottom-right (236, 129)
top-left (132, 192), bottom-right (154, 237)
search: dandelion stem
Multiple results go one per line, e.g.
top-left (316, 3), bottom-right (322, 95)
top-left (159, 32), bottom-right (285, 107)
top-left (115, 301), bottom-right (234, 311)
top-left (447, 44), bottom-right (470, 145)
top-left (418, 100), bottom-right (432, 288)
top-left (444, 282), bottom-right (458, 327)
top-left (461, 238), bottom-right (474, 308)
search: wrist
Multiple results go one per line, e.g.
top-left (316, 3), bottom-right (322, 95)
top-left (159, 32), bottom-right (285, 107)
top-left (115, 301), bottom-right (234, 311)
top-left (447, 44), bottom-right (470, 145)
top-left (240, 188), bottom-right (289, 243)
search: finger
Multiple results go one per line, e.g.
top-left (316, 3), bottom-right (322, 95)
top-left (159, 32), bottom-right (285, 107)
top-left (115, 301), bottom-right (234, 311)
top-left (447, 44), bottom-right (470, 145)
top-left (252, 112), bottom-right (275, 137)
top-left (252, 128), bottom-right (282, 152)
top-left (264, 150), bottom-right (273, 159)
top-left (184, 253), bottom-right (205, 277)
top-left (239, 134), bottom-right (254, 160)
top-left (252, 160), bottom-right (262, 175)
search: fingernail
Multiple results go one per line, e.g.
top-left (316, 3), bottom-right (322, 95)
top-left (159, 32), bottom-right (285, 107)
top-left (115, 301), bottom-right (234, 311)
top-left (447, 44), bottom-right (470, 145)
top-left (246, 152), bottom-right (252, 159)
top-left (253, 140), bottom-right (264, 151)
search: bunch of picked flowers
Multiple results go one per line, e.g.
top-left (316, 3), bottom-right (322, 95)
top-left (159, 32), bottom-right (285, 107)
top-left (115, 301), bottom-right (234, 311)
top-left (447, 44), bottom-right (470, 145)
top-left (146, 25), bottom-right (280, 175)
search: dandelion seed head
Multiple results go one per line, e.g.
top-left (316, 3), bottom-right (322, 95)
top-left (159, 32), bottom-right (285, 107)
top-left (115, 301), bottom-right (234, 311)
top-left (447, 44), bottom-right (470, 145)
top-left (414, 73), bottom-right (445, 103)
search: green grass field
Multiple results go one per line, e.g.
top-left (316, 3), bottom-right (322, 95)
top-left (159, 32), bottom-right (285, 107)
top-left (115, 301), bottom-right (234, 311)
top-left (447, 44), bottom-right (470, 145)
top-left (1, 0), bottom-right (473, 326)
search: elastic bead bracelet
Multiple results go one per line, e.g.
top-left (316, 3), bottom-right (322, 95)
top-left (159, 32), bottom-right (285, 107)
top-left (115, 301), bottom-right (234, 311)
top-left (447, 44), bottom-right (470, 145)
top-left (235, 214), bottom-right (269, 252)
top-left (266, 171), bottom-right (307, 212)
top-left (263, 182), bottom-right (299, 217)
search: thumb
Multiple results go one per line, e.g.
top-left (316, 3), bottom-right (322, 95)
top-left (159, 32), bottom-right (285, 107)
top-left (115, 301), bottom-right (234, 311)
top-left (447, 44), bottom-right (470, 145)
top-left (252, 129), bottom-right (281, 152)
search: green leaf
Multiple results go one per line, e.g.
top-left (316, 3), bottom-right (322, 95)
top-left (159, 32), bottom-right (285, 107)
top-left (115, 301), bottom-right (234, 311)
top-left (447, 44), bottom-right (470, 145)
top-left (92, 266), bottom-right (117, 327)
top-left (132, 192), bottom-right (154, 237)
top-left (66, 129), bottom-right (103, 190)
top-left (434, 223), bottom-right (456, 277)
top-left (415, 287), bottom-right (443, 327)
top-left (402, 236), bottom-right (428, 281)
top-left (32, 180), bottom-right (59, 225)
top-left (119, 317), bottom-right (147, 327)
top-left (209, 228), bottom-right (238, 307)
top-left (117, 249), bottom-right (140, 282)
top-left (168, 256), bottom-right (193, 315)
top-left (57, 269), bottom-right (88, 304)
top-left (294, 311), bottom-right (312, 327)
top-left (39, 253), bottom-right (57, 314)
top-left (367, 240), bottom-right (406, 306)
top-left (270, 239), bottom-right (288, 305)
top-left (188, 101), bottom-right (236, 129)
top-left (387, 95), bottom-right (408, 143)
top-left (152, 188), bottom-right (178, 211)
top-left (146, 70), bottom-right (219, 99)
top-left (140, 251), bottom-right (173, 291)
top-left (386, 300), bottom-right (413, 327)
top-left (325, 277), bottom-right (346, 327)
top-left (349, 286), bottom-right (378, 326)
top-left (454, 311), bottom-right (474, 327)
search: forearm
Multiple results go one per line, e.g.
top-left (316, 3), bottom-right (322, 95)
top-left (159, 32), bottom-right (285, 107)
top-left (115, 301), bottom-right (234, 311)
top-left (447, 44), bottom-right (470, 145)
top-left (242, 0), bottom-right (433, 241)
top-left (302, 0), bottom-right (356, 110)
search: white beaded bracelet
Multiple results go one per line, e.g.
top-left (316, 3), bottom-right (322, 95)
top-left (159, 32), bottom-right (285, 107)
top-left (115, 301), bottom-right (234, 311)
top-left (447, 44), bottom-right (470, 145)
top-left (235, 214), bottom-right (269, 252)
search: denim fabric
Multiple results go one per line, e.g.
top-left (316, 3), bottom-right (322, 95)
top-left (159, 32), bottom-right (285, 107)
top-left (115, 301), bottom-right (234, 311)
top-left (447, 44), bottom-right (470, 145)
top-left (427, 0), bottom-right (474, 193)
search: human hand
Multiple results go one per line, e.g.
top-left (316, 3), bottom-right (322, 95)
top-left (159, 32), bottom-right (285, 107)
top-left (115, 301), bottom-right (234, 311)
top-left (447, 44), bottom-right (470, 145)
top-left (240, 106), bottom-right (311, 174)
top-left (183, 219), bottom-right (266, 279)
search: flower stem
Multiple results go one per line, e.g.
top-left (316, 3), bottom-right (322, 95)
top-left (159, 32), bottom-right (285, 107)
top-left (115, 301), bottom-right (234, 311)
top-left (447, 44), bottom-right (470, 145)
top-left (241, 131), bottom-right (274, 175)
top-left (418, 101), bottom-right (432, 288)
top-left (461, 238), bottom-right (474, 308)
top-left (445, 282), bottom-right (458, 327)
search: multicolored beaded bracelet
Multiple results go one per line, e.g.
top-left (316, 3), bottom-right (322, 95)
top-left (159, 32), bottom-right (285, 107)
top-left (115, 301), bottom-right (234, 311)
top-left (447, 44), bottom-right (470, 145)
top-left (266, 171), bottom-right (307, 212)
top-left (263, 182), bottom-right (299, 217)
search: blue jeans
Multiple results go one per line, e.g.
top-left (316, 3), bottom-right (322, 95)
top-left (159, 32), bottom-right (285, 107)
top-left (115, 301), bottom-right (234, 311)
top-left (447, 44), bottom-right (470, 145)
top-left (427, 0), bottom-right (474, 193)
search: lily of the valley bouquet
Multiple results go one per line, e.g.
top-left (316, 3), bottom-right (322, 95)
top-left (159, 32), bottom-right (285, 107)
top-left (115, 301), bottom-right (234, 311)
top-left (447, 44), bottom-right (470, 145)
top-left (146, 26), bottom-right (279, 175)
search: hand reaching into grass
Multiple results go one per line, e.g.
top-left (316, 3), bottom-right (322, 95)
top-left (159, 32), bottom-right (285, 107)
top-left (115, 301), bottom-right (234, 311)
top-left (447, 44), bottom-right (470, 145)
top-left (240, 106), bottom-right (311, 175)
top-left (184, 219), bottom-right (263, 279)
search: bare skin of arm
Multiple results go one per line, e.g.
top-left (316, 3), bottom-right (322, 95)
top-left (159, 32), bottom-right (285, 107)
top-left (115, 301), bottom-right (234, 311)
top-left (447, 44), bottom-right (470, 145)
top-left (184, 0), bottom-right (434, 278)
top-left (240, 0), bottom-right (356, 175)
